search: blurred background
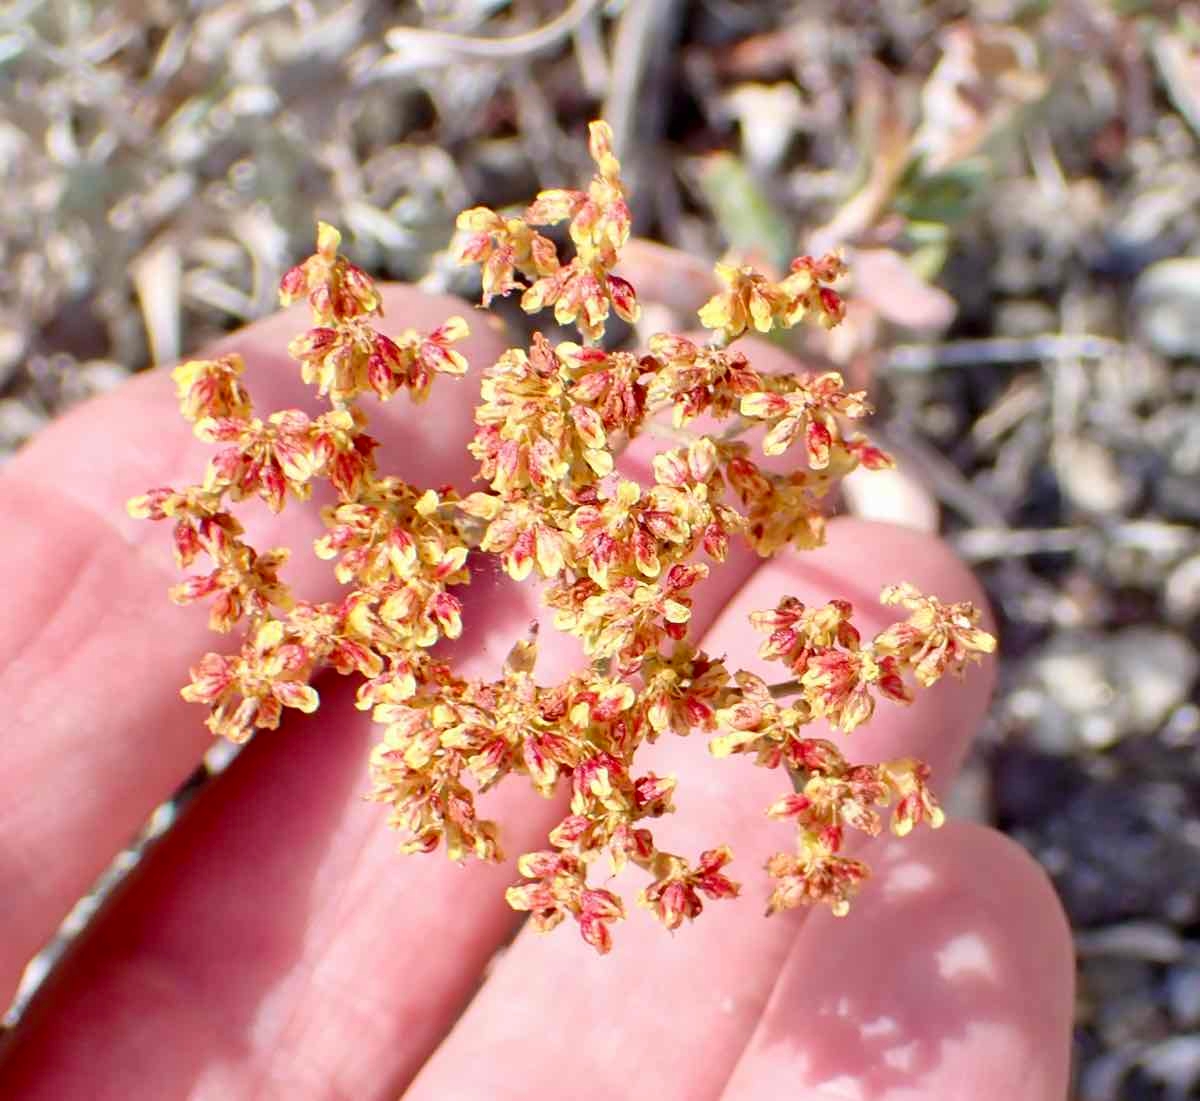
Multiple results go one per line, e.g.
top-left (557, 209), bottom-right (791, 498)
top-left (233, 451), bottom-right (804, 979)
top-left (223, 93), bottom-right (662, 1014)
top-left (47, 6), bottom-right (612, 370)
top-left (3, 1), bottom-right (1200, 1096)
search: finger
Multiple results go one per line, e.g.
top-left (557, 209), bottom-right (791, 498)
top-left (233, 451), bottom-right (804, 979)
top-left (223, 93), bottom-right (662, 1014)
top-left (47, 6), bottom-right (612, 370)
top-left (405, 521), bottom-right (996, 1101)
top-left (719, 821), bottom-right (1074, 1101)
top-left (0, 286), bottom-right (503, 1003)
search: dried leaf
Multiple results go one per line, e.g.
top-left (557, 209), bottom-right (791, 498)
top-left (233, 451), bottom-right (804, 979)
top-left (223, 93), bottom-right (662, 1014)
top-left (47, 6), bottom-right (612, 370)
top-left (913, 21), bottom-right (1049, 173)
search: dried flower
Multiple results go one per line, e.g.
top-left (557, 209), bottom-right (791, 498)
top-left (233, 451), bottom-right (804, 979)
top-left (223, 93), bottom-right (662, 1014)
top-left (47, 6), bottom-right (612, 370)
top-left (129, 121), bottom-right (995, 955)
top-left (697, 252), bottom-right (846, 343)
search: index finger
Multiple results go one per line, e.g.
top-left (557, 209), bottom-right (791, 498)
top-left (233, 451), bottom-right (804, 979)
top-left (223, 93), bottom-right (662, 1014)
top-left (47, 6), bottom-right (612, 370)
top-left (0, 285), bottom-right (505, 1003)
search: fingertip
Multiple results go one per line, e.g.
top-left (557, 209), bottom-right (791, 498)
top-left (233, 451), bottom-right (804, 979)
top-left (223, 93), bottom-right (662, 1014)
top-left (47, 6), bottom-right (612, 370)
top-left (722, 820), bottom-right (1074, 1101)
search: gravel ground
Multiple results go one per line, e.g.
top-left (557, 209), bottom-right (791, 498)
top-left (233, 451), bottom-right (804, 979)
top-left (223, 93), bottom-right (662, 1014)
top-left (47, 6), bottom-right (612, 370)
top-left (3, 2), bottom-right (1200, 1096)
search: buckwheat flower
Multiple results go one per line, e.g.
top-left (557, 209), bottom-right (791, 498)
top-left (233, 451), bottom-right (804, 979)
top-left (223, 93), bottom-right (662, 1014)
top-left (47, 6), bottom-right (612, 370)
top-left (632, 772), bottom-right (677, 818)
top-left (471, 334), bottom-right (612, 495)
top-left (571, 751), bottom-right (635, 818)
top-left (565, 679), bottom-right (630, 733)
top-left (126, 486), bottom-right (234, 568)
top-left (279, 222), bottom-right (381, 322)
top-left (649, 439), bottom-right (745, 563)
top-left (455, 206), bottom-right (560, 306)
top-left (366, 679), bottom-right (504, 862)
top-left (605, 820), bottom-right (656, 874)
top-left (576, 887), bottom-right (633, 954)
top-left (800, 646), bottom-right (911, 733)
top-left (571, 562), bottom-right (708, 674)
top-left (316, 480), bottom-right (469, 589)
top-left (520, 715), bottom-right (579, 799)
top-left (126, 485), bottom-right (207, 525)
top-left (171, 354), bottom-right (252, 423)
top-left (170, 544), bottom-right (293, 632)
top-left (750, 596), bottom-right (860, 667)
top-left (287, 324), bottom-right (367, 402)
top-left (698, 263), bottom-right (787, 341)
top-left (289, 315), bottom-right (469, 406)
top-left (743, 475), bottom-right (829, 555)
top-left (645, 334), bottom-right (762, 427)
top-left (521, 258), bottom-right (638, 343)
top-left (638, 847), bottom-right (739, 931)
top-left (506, 850), bottom-right (625, 954)
top-left (440, 638), bottom-right (588, 799)
top-left (286, 598), bottom-right (384, 680)
top-left (639, 643), bottom-right (732, 738)
top-left (459, 122), bottom-right (638, 344)
top-left (526, 121), bottom-right (632, 268)
top-left (719, 440), bottom-right (770, 499)
top-left (341, 589), bottom-right (398, 658)
top-left (778, 253), bottom-right (848, 329)
top-left (376, 573), bottom-right (465, 648)
top-left (310, 408), bottom-right (378, 500)
top-left (691, 251), bottom-right (849, 344)
top-left (524, 188), bottom-right (590, 227)
top-left (355, 652), bottom-right (452, 713)
top-left (369, 752), bottom-right (503, 863)
top-left (182, 619), bottom-right (321, 743)
top-left (739, 372), bottom-right (871, 465)
top-left (199, 409), bottom-right (316, 512)
top-left (710, 672), bottom-right (811, 767)
top-left (875, 582), bottom-right (997, 686)
top-left (543, 573), bottom-right (601, 637)
top-left (459, 492), bottom-right (569, 581)
top-left (568, 478), bottom-right (686, 586)
top-left (388, 317), bottom-right (471, 401)
top-left (842, 432), bottom-right (894, 471)
top-left (766, 841), bottom-right (869, 917)
top-left (575, 120), bottom-right (632, 259)
top-left (883, 757), bottom-right (945, 837)
top-left (767, 767), bottom-right (890, 843)
top-left (557, 344), bottom-right (649, 434)
top-left (521, 123), bottom-right (640, 336)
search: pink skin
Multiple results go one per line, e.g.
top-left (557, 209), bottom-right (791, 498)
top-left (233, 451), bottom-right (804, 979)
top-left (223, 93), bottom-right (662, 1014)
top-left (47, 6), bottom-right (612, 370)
top-left (0, 287), bottom-right (1073, 1099)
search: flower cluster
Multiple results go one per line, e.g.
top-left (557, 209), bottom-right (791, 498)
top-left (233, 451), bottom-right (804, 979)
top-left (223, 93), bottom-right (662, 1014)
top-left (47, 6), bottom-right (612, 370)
top-left (698, 253), bottom-right (848, 343)
top-left (130, 121), bottom-right (995, 953)
top-left (456, 121), bottom-right (637, 341)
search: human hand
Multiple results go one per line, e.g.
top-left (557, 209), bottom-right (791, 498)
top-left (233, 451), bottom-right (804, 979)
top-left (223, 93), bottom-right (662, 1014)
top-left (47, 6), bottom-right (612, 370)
top-left (0, 286), bottom-right (1074, 1100)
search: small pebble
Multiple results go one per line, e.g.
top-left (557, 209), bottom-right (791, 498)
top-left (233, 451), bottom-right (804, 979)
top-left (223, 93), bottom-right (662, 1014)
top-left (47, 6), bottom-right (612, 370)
top-left (1108, 628), bottom-right (1198, 735)
top-left (1166, 958), bottom-right (1200, 1029)
top-left (1165, 555), bottom-right (1200, 623)
top-left (0, 397), bottom-right (46, 452)
top-left (1079, 1049), bottom-right (1134, 1101)
top-left (1076, 922), bottom-right (1184, 964)
top-left (1135, 258), bottom-right (1200, 358)
top-left (1140, 1034), bottom-right (1200, 1098)
top-left (1055, 435), bottom-right (1136, 515)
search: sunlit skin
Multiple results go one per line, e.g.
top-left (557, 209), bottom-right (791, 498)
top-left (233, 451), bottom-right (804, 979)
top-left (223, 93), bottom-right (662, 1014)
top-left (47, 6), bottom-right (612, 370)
top-left (0, 283), bottom-right (1072, 1099)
